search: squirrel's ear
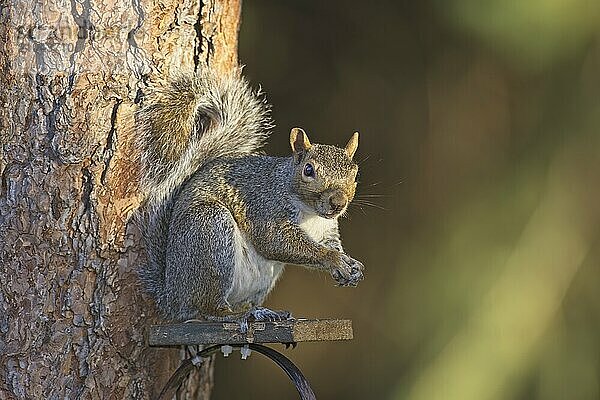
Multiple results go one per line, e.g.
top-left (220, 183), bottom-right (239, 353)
top-left (345, 132), bottom-right (359, 159)
top-left (290, 127), bottom-right (312, 154)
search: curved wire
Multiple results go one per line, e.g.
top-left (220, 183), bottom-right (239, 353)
top-left (157, 343), bottom-right (316, 400)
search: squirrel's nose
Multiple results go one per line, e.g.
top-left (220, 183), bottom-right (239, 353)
top-left (328, 193), bottom-right (348, 211)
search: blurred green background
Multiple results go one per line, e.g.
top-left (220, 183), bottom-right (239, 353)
top-left (212, 1), bottom-right (600, 399)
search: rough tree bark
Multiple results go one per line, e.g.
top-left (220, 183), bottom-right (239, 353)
top-left (0, 0), bottom-right (240, 398)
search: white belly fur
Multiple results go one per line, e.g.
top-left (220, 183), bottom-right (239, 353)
top-left (226, 212), bottom-right (335, 306)
top-left (227, 226), bottom-right (284, 306)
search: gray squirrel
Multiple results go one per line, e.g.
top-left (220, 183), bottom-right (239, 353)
top-left (135, 68), bottom-right (364, 323)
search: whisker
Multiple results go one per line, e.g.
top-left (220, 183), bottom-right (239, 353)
top-left (359, 181), bottom-right (382, 188)
top-left (351, 200), bottom-right (387, 211)
top-left (353, 198), bottom-right (382, 204)
top-left (356, 155), bottom-right (371, 165)
top-left (347, 204), bottom-right (367, 216)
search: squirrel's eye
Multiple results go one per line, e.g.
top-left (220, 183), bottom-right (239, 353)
top-left (303, 163), bottom-right (315, 178)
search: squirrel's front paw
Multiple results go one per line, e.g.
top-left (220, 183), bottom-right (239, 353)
top-left (331, 254), bottom-right (364, 287)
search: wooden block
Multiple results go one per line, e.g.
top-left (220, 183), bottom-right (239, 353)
top-left (148, 318), bottom-right (353, 346)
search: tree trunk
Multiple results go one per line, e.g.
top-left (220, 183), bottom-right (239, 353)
top-left (0, 0), bottom-right (240, 398)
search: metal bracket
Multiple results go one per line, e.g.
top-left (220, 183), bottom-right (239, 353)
top-left (223, 321), bottom-right (266, 343)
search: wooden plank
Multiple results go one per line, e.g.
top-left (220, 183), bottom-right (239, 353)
top-left (148, 319), bottom-right (353, 346)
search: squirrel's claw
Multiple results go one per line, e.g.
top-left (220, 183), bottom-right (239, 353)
top-left (332, 254), bottom-right (364, 287)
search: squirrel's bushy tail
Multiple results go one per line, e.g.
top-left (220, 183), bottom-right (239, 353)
top-left (136, 68), bottom-right (272, 202)
top-left (135, 69), bottom-right (272, 311)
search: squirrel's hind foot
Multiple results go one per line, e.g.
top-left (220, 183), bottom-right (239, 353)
top-left (233, 307), bottom-right (293, 334)
top-left (249, 306), bottom-right (293, 322)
